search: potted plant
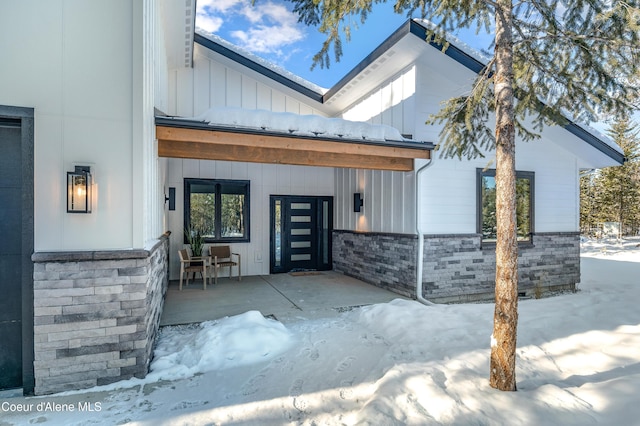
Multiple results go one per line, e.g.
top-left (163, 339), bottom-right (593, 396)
top-left (185, 227), bottom-right (205, 258)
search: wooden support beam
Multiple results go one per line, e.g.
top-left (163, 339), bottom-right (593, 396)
top-left (159, 140), bottom-right (416, 171)
top-left (156, 125), bottom-right (430, 171)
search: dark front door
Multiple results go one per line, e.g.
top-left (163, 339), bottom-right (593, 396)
top-left (270, 196), bottom-right (333, 273)
top-left (0, 119), bottom-right (23, 389)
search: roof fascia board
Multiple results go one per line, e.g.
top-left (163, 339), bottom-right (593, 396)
top-left (194, 33), bottom-right (323, 102)
top-left (563, 121), bottom-right (625, 164)
top-left (155, 116), bottom-right (435, 151)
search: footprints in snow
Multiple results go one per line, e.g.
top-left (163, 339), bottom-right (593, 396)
top-left (336, 356), bottom-right (356, 372)
top-left (242, 373), bottom-right (267, 396)
top-left (290, 378), bottom-right (309, 413)
top-left (170, 400), bottom-right (209, 411)
top-left (300, 339), bottom-right (325, 361)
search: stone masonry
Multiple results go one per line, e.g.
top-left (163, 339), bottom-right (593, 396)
top-left (333, 230), bottom-right (417, 297)
top-left (333, 230), bottom-right (580, 303)
top-left (31, 234), bottom-right (169, 395)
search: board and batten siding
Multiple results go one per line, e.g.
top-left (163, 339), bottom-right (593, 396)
top-left (0, 1), bottom-right (164, 251)
top-left (334, 66), bottom-right (418, 234)
top-left (334, 168), bottom-right (416, 234)
top-left (167, 158), bottom-right (334, 278)
top-left (412, 61), bottom-right (581, 234)
top-left (167, 44), bottom-right (325, 118)
top-left (341, 65), bottom-right (416, 133)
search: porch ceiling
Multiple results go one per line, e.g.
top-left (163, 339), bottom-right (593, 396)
top-left (156, 118), bottom-right (432, 172)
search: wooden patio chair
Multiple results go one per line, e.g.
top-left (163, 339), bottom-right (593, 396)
top-left (178, 249), bottom-right (210, 290)
top-left (208, 245), bottom-right (241, 285)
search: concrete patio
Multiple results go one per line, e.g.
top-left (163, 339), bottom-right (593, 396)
top-left (159, 271), bottom-right (407, 326)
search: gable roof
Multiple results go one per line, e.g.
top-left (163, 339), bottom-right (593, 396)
top-left (193, 20), bottom-right (625, 165)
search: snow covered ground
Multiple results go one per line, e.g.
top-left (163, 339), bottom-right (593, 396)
top-left (1, 239), bottom-right (638, 425)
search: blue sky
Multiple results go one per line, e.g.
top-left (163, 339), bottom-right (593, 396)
top-left (195, 0), bottom-right (493, 89)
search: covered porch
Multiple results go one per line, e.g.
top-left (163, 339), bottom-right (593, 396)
top-left (160, 271), bottom-right (405, 326)
top-left (158, 110), bottom-right (434, 280)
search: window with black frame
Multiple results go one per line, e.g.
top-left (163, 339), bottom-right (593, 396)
top-left (184, 179), bottom-right (250, 243)
top-left (477, 169), bottom-right (534, 243)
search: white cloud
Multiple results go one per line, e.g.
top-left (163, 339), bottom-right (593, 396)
top-left (196, 15), bottom-right (224, 33)
top-left (195, 0), bottom-right (306, 57)
top-left (197, 0), bottom-right (243, 14)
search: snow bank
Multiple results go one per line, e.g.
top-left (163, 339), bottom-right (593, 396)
top-left (148, 311), bottom-right (294, 381)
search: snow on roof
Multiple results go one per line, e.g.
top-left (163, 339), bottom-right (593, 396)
top-left (195, 29), bottom-right (328, 95)
top-left (191, 107), bottom-right (410, 143)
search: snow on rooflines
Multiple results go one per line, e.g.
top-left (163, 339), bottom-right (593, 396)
top-left (195, 29), bottom-right (328, 95)
top-left (190, 107), bottom-right (412, 143)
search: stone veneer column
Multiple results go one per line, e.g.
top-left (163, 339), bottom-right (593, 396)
top-left (31, 234), bottom-right (169, 395)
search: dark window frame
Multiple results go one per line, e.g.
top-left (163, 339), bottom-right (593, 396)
top-left (184, 178), bottom-right (250, 243)
top-left (476, 168), bottom-right (535, 245)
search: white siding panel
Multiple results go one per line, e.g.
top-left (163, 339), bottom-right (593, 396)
top-left (210, 61), bottom-right (227, 107)
top-left (372, 171), bottom-right (383, 231)
top-left (381, 84), bottom-right (393, 126)
top-left (176, 67), bottom-right (194, 116)
top-left (381, 171), bottom-right (393, 232)
top-left (168, 69), bottom-right (178, 115)
top-left (256, 82), bottom-right (272, 110)
top-left (391, 77), bottom-right (404, 130)
top-left (285, 96), bottom-right (299, 113)
top-left (241, 76), bottom-right (257, 109)
top-left (199, 160), bottom-right (216, 179)
top-left (193, 57), bottom-right (210, 114)
top-left (272, 91), bottom-right (286, 112)
top-left (226, 69), bottom-right (242, 108)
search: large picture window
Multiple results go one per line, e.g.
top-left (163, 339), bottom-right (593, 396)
top-left (184, 179), bottom-right (250, 243)
top-left (477, 169), bottom-right (534, 243)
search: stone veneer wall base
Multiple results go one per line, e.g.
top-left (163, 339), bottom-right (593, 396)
top-left (332, 230), bottom-right (580, 303)
top-left (31, 234), bottom-right (170, 395)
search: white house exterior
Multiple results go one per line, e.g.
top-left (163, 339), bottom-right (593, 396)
top-left (0, 2), bottom-right (622, 395)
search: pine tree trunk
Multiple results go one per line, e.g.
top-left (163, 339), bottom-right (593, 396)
top-left (490, 0), bottom-right (518, 392)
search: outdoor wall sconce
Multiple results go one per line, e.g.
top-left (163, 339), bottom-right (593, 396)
top-left (354, 192), bottom-right (364, 213)
top-left (165, 187), bottom-right (176, 211)
top-left (67, 166), bottom-right (92, 213)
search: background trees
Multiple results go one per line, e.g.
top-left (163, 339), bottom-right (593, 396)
top-left (581, 116), bottom-right (640, 237)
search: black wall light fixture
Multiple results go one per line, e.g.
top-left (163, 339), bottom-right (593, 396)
top-left (354, 192), bottom-right (364, 213)
top-left (165, 187), bottom-right (176, 210)
top-left (67, 166), bottom-right (92, 213)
